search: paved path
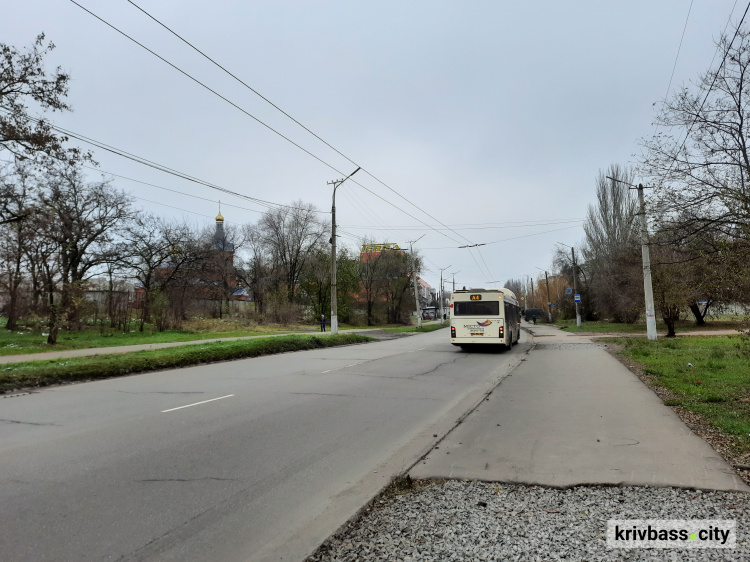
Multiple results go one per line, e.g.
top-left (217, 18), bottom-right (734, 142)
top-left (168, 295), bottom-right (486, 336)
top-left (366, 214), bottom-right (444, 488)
top-left (411, 322), bottom-right (749, 492)
top-left (0, 324), bottom-right (444, 365)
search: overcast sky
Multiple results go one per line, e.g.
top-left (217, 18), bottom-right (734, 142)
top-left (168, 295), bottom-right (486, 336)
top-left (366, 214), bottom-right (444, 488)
top-left (2, 0), bottom-right (740, 291)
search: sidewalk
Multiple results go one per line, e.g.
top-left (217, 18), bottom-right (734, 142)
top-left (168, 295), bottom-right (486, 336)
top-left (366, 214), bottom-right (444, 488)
top-left (411, 323), bottom-right (749, 492)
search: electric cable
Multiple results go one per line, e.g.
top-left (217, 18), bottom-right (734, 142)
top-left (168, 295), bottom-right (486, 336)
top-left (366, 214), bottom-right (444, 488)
top-left (68, 0), bottom-right (474, 246)
top-left (123, 0), bottom-right (482, 246)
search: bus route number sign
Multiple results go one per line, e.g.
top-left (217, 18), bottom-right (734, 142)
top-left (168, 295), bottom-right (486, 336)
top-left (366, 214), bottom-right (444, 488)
top-left (470, 294), bottom-right (482, 300)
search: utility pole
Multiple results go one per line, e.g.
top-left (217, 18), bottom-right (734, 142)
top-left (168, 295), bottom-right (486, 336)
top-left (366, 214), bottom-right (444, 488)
top-left (557, 243), bottom-right (581, 327)
top-left (451, 271), bottom-right (460, 293)
top-left (408, 236), bottom-right (425, 328)
top-left (571, 248), bottom-right (581, 327)
top-left (637, 184), bottom-right (658, 341)
top-left (328, 167), bottom-right (360, 335)
top-left (527, 275), bottom-right (536, 308)
top-left (536, 267), bottom-right (553, 322)
top-left (438, 265), bottom-right (451, 321)
top-left (606, 176), bottom-right (658, 341)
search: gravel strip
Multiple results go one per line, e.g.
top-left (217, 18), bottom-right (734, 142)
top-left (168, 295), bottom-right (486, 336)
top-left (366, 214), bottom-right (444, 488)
top-left (308, 480), bottom-right (750, 561)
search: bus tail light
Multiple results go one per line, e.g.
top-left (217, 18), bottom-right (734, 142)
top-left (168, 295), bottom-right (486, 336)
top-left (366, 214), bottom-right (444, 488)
top-left (499, 326), bottom-right (504, 339)
top-left (451, 326), bottom-right (456, 338)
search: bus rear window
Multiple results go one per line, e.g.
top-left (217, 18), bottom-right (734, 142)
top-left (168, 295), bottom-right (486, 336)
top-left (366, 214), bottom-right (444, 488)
top-left (454, 301), bottom-right (499, 316)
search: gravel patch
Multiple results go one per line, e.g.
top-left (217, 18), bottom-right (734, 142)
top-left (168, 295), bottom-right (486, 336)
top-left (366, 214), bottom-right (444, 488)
top-left (308, 480), bottom-right (750, 561)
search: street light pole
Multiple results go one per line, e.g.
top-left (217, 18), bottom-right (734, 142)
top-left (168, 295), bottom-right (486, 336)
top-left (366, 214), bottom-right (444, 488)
top-left (328, 167), bottom-right (360, 335)
top-left (637, 184), bottom-right (658, 341)
top-left (606, 176), bottom-right (657, 341)
top-left (407, 235), bottom-right (426, 328)
top-left (438, 265), bottom-right (451, 321)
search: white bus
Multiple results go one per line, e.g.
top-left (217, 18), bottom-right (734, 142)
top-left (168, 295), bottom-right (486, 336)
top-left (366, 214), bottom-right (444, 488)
top-left (449, 288), bottom-right (521, 349)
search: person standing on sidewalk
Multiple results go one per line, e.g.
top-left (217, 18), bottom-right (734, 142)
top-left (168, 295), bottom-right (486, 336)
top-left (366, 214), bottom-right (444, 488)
top-left (320, 314), bottom-right (326, 332)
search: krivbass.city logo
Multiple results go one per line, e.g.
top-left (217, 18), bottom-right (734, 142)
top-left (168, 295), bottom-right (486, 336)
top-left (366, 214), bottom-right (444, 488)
top-left (607, 519), bottom-right (736, 549)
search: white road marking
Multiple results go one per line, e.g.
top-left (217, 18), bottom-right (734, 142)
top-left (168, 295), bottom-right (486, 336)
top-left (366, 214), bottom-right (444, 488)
top-left (321, 369), bottom-right (332, 373)
top-left (161, 394), bottom-right (234, 413)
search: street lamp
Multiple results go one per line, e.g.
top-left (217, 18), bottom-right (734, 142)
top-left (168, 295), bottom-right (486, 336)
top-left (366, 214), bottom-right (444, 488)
top-left (328, 167), bottom-right (360, 334)
top-left (557, 242), bottom-right (581, 327)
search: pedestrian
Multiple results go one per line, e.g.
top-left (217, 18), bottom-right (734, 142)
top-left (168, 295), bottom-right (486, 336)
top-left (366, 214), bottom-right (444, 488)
top-left (320, 314), bottom-right (326, 332)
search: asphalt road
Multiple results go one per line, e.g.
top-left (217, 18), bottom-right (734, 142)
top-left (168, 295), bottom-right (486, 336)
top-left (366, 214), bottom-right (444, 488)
top-left (0, 329), bottom-right (528, 561)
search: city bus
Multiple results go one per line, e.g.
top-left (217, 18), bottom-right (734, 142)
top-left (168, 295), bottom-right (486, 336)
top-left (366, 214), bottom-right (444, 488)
top-left (449, 288), bottom-right (521, 349)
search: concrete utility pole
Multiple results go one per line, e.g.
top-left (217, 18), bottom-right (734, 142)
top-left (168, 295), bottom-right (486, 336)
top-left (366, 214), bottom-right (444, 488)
top-left (451, 271), bottom-right (460, 293)
top-left (637, 184), bottom-right (658, 341)
top-left (438, 265), bottom-right (451, 321)
top-left (557, 242), bottom-right (581, 327)
top-left (527, 275), bottom-right (536, 308)
top-left (328, 167), bottom-right (360, 335)
top-left (537, 267), bottom-right (553, 322)
top-left (408, 236), bottom-right (425, 328)
top-left (571, 248), bottom-right (581, 327)
top-left (606, 176), bottom-right (658, 341)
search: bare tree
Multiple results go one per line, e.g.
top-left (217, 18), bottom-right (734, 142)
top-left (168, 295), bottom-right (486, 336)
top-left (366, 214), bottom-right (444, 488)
top-left (0, 34), bottom-right (80, 162)
top-left (640, 25), bottom-right (750, 245)
top-left (260, 201), bottom-right (328, 303)
top-left (0, 159), bottom-right (38, 329)
top-left (115, 214), bottom-right (197, 330)
top-left (237, 223), bottom-right (271, 316)
top-left (357, 239), bottom-right (386, 325)
top-left (38, 162), bottom-right (131, 342)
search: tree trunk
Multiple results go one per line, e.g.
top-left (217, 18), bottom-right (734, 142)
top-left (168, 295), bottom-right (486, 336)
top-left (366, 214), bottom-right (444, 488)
top-left (662, 308), bottom-right (678, 337)
top-left (5, 290), bottom-right (18, 330)
top-left (47, 303), bottom-right (60, 345)
top-left (688, 302), bottom-right (707, 326)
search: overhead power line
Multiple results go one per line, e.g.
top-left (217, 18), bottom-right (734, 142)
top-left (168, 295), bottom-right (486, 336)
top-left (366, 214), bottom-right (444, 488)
top-left (663, 0), bottom-right (750, 180)
top-left (123, 0), bottom-right (478, 245)
top-left (664, 0), bottom-right (695, 103)
top-left (68, 0), bottom-right (473, 247)
top-left (421, 224), bottom-right (583, 250)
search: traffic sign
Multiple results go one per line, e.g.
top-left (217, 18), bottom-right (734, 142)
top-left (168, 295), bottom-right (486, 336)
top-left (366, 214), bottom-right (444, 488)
top-left (565, 288), bottom-right (572, 294)
top-left (574, 294), bottom-right (581, 303)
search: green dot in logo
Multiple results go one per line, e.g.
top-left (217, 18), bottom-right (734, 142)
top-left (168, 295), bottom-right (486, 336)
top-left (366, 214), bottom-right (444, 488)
top-left (690, 533), bottom-right (697, 541)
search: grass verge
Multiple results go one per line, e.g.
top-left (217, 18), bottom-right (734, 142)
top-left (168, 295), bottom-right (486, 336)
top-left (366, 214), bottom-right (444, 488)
top-left (609, 335), bottom-right (750, 479)
top-left (0, 333), bottom-right (373, 393)
top-left (0, 326), bottom-right (291, 356)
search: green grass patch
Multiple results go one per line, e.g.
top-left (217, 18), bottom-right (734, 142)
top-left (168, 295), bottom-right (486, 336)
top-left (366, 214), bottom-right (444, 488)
top-left (0, 333), bottom-right (373, 393)
top-left (0, 325), bottom-right (289, 356)
top-left (384, 321), bottom-right (449, 333)
top-left (617, 335), bottom-right (750, 456)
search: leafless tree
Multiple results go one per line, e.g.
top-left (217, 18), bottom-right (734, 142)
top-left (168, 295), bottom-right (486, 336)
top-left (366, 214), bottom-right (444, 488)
top-left (237, 223), bottom-right (271, 316)
top-left (115, 214), bottom-right (198, 330)
top-left (357, 238), bottom-right (386, 325)
top-left (640, 25), bottom-right (750, 246)
top-left (38, 162), bottom-right (131, 342)
top-left (0, 34), bottom-right (82, 162)
top-left (259, 201), bottom-right (328, 303)
top-left (0, 159), bottom-right (38, 329)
